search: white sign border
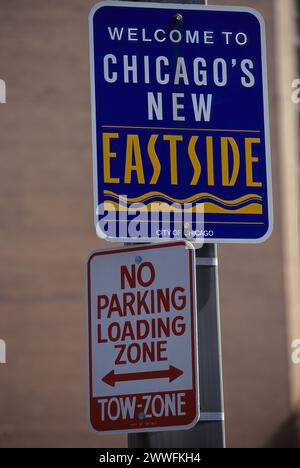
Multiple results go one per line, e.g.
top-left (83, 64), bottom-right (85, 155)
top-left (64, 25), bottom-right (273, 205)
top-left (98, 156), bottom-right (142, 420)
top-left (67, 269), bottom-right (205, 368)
top-left (89, 1), bottom-right (273, 245)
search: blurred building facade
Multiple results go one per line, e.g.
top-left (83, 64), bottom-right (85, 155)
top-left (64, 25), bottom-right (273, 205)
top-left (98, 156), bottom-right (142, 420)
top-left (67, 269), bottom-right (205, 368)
top-left (218, 0), bottom-right (300, 448)
top-left (0, 0), bottom-right (299, 448)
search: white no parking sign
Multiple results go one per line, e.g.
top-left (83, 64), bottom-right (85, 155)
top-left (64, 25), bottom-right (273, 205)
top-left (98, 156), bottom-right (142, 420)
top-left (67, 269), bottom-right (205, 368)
top-left (86, 242), bottom-right (199, 433)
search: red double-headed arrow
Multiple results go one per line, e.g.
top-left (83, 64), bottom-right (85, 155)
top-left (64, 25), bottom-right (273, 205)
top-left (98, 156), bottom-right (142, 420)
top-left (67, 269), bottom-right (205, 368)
top-left (102, 365), bottom-right (183, 387)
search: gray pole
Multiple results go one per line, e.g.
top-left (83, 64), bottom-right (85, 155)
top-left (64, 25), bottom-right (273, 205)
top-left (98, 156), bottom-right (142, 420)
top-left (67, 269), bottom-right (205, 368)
top-left (128, 0), bottom-right (225, 449)
top-left (128, 244), bottom-right (225, 448)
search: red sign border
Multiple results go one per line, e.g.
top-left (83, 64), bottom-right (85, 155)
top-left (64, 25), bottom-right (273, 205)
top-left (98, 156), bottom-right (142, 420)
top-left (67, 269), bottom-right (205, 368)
top-left (86, 241), bottom-right (199, 434)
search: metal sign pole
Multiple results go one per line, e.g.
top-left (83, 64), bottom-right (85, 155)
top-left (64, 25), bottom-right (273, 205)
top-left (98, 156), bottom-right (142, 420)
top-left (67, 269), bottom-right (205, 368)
top-left (127, 0), bottom-right (225, 450)
top-left (128, 243), bottom-right (225, 448)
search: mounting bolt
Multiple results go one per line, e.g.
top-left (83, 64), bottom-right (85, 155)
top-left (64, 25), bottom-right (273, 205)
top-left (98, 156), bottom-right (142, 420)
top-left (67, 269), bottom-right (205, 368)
top-left (135, 255), bottom-right (142, 264)
top-left (173, 13), bottom-right (183, 25)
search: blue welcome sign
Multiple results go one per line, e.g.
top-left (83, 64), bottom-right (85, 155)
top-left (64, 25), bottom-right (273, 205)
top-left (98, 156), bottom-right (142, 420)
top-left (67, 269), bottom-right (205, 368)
top-left (89, 1), bottom-right (273, 243)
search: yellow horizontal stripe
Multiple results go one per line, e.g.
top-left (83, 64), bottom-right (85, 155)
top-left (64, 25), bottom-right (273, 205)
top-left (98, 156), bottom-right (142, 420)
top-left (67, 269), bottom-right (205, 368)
top-left (101, 125), bottom-right (261, 134)
top-left (102, 218), bottom-right (265, 225)
top-left (204, 202), bottom-right (262, 215)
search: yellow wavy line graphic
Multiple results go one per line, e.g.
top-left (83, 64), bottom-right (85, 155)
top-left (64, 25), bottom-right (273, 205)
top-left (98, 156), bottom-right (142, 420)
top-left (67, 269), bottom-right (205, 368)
top-left (103, 201), bottom-right (263, 215)
top-left (104, 190), bottom-right (262, 206)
